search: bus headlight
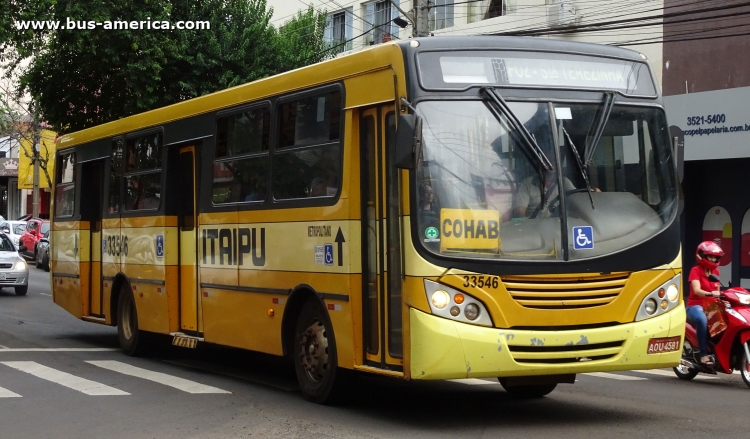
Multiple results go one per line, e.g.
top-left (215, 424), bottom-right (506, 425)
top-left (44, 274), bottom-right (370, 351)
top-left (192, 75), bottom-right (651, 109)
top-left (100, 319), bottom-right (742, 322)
top-left (464, 303), bottom-right (480, 321)
top-left (423, 279), bottom-right (492, 327)
top-left (667, 285), bottom-right (679, 302)
top-left (431, 290), bottom-right (450, 309)
top-left (635, 274), bottom-right (681, 322)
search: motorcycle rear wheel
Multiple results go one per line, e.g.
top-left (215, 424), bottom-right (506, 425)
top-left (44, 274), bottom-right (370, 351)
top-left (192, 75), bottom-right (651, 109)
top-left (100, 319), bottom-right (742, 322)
top-left (741, 343), bottom-right (750, 389)
top-left (673, 340), bottom-right (699, 380)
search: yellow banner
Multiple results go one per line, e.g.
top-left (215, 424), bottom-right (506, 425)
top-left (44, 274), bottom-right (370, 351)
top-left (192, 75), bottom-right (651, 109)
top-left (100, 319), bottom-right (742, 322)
top-left (440, 208), bottom-right (501, 252)
top-left (19, 129), bottom-right (57, 189)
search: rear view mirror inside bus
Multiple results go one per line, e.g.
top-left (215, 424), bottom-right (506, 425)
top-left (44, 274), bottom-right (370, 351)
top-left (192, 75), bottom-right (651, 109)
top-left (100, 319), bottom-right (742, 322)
top-left (395, 114), bottom-right (420, 169)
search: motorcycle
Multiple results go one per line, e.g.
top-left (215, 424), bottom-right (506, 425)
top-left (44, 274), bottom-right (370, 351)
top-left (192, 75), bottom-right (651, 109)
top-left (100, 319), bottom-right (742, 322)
top-left (673, 274), bottom-right (750, 388)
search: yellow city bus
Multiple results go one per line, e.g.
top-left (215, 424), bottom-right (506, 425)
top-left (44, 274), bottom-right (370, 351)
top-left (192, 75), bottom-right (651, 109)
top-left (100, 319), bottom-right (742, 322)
top-left (50, 36), bottom-right (684, 402)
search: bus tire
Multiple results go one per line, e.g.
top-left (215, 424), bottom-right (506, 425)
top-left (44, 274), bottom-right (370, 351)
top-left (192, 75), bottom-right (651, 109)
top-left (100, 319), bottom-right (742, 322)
top-left (293, 297), bottom-right (342, 404)
top-left (117, 285), bottom-right (148, 356)
top-left (498, 379), bottom-right (557, 398)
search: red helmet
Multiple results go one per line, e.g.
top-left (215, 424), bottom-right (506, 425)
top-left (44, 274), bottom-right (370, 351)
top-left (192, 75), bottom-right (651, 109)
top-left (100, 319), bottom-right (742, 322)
top-left (696, 240), bottom-right (724, 270)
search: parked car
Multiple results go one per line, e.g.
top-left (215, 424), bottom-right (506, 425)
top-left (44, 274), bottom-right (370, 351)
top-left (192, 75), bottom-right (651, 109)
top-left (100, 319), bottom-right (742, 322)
top-left (19, 218), bottom-right (50, 262)
top-left (0, 234), bottom-right (28, 295)
top-left (0, 221), bottom-right (27, 247)
top-left (35, 230), bottom-right (50, 272)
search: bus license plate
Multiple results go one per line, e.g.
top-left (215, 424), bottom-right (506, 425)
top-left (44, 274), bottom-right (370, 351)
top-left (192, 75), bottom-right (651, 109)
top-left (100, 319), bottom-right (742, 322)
top-left (647, 336), bottom-right (681, 354)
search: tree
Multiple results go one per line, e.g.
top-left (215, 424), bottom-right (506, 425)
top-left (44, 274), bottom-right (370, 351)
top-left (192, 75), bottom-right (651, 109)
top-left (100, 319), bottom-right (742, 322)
top-left (160, 0), bottom-right (279, 102)
top-left (0, 74), bottom-right (54, 217)
top-left (17, 0), bottom-right (177, 133)
top-left (273, 6), bottom-right (331, 72)
top-left (0, 0), bottom-right (56, 64)
top-left (3, 0), bottom-right (331, 134)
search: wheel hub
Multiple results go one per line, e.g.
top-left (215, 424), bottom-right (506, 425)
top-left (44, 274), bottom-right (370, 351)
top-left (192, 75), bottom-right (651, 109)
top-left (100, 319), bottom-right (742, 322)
top-left (299, 320), bottom-right (329, 382)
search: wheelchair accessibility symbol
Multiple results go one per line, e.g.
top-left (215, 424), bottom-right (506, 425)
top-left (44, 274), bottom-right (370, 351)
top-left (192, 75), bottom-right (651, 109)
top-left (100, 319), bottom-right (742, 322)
top-left (324, 244), bottom-right (334, 266)
top-left (573, 226), bottom-right (594, 250)
top-left (156, 234), bottom-right (165, 258)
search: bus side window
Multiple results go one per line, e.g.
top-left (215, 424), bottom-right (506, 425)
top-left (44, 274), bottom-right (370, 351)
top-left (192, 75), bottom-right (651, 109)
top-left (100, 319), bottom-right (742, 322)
top-left (273, 90), bottom-right (342, 201)
top-left (213, 107), bottom-right (270, 204)
top-left (54, 152), bottom-right (76, 218)
top-left (124, 132), bottom-right (163, 211)
top-left (108, 139), bottom-right (123, 214)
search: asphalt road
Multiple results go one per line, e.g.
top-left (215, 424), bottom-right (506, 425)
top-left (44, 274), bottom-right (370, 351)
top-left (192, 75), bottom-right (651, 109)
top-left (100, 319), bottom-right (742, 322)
top-left (0, 267), bottom-right (747, 439)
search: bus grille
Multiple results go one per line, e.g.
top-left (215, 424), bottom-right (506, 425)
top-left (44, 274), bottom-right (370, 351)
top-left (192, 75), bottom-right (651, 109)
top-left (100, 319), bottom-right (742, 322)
top-left (503, 273), bottom-right (630, 309)
top-left (508, 341), bottom-right (624, 364)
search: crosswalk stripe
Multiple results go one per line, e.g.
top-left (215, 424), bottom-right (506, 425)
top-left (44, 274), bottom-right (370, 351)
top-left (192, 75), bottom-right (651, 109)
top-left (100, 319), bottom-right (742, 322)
top-left (583, 372), bottom-right (648, 381)
top-left (0, 386), bottom-right (22, 398)
top-left (0, 348), bottom-right (119, 352)
top-left (633, 369), bottom-right (717, 380)
top-left (1, 361), bottom-right (129, 395)
top-left (87, 361), bottom-right (231, 394)
top-left (449, 378), bottom-right (498, 385)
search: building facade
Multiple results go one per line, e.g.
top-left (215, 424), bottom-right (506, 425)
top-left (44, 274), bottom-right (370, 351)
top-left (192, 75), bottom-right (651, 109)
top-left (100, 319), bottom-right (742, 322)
top-left (661, 1), bottom-right (750, 288)
top-left (267, 1), bottom-right (665, 83)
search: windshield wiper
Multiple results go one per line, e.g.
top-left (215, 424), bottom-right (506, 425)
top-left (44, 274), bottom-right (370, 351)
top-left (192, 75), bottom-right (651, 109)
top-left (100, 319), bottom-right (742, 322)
top-left (584, 91), bottom-right (616, 167)
top-left (482, 87), bottom-right (553, 171)
top-left (561, 126), bottom-right (595, 210)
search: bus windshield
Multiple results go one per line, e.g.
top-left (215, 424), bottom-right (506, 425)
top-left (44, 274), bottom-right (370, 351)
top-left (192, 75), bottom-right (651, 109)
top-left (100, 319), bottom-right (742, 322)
top-left (415, 100), bottom-right (678, 261)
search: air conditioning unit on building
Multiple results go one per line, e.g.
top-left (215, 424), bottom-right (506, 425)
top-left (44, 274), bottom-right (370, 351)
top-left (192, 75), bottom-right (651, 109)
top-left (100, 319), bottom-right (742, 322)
top-left (546, 1), bottom-right (578, 28)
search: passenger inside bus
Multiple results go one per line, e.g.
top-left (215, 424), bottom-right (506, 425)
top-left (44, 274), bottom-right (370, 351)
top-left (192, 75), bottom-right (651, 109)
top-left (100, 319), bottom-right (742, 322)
top-left (419, 183), bottom-right (438, 215)
top-left (513, 173), bottom-right (576, 219)
top-left (310, 173), bottom-right (338, 197)
top-left (418, 182), bottom-right (441, 249)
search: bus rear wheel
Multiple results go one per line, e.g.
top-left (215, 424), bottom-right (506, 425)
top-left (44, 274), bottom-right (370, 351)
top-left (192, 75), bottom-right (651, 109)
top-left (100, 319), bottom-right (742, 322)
top-left (293, 297), bottom-right (342, 404)
top-left (498, 379), bottom-right (557, 398)
top-left (117, 285), bottom-right (149, 356)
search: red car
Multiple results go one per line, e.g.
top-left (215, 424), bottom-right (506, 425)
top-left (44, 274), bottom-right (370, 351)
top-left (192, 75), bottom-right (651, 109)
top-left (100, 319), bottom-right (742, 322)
top-left (19, 218), bottom-right (50, 261)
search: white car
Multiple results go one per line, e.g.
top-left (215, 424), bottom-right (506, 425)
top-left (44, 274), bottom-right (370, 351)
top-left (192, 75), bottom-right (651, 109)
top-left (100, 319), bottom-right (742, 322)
top-left (0, 221), bottom-right (27, 247)
top-left (0, 233), bottom-right (29, 295)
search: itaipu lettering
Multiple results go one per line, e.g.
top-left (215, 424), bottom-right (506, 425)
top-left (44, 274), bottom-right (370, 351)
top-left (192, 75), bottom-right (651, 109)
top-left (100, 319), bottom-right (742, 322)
top-left (202, 227), bottom-right (265, 266)
top-left (442, 218), bottom-right (499, 239)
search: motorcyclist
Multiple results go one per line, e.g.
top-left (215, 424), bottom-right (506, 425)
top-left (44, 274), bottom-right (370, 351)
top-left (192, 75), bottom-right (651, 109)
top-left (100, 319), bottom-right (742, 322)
top-left (686, 241), bottom-right (723, 366)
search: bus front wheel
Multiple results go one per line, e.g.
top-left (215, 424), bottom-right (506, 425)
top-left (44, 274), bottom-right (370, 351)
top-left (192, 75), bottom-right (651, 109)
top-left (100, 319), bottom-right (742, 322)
top-left (498, 379), bottom-right (557, 398)
top-left (293, 297), bottom-right (342, 404)
top-left (117, 285), bottom-right (148, 356)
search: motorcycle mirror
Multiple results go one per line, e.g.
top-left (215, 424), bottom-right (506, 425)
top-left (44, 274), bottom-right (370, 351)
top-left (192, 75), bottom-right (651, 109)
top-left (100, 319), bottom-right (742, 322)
top-left (708, 274), bottom-right (721, 283)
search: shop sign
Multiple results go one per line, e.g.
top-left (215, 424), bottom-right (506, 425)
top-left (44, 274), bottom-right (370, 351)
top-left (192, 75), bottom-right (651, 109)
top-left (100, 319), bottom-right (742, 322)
top-left (664, 86), bottom-right (750, 161)
top-left (0, 158), bottom-right (19, 177)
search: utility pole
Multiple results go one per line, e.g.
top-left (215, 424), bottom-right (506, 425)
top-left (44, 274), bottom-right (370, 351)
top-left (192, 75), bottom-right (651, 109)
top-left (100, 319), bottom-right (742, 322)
top-left (413, 0), bottom-right (430, 38)
top-left (32, 125), bottom-right (40, 218)
top-left (390, 0), bottom-right (431, 38)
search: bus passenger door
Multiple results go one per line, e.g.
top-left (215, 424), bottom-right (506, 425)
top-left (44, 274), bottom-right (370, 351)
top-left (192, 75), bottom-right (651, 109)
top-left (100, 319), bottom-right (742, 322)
top-left (360, 105), bottom-right (403, 370)
top-left (81, 160), bottom-right (104, 317)
top-left (178, 147), bottom-right (201, 333)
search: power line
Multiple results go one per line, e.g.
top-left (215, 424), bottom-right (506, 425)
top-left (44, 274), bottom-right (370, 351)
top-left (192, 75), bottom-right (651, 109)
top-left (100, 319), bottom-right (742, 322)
top-left (304, 18), bottom-right (397, 63)
top-left (496, 1), bottom-right (750, 37)
top-left (615, 27), bottom-right (750, 46)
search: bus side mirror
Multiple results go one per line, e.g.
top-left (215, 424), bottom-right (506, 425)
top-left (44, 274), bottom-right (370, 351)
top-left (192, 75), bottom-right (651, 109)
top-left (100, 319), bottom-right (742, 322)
top-left (395, 114), bottom-right (421, 169)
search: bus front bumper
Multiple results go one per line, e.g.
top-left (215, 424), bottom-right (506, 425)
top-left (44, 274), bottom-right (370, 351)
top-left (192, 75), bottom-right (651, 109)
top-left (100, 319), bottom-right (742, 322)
top-left (409, 303), bottom-right (685, 380)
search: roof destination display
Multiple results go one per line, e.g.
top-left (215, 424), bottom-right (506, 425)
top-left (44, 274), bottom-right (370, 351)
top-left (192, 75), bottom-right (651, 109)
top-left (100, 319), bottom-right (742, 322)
top-left (419, 51), bottom-right (656, 95)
